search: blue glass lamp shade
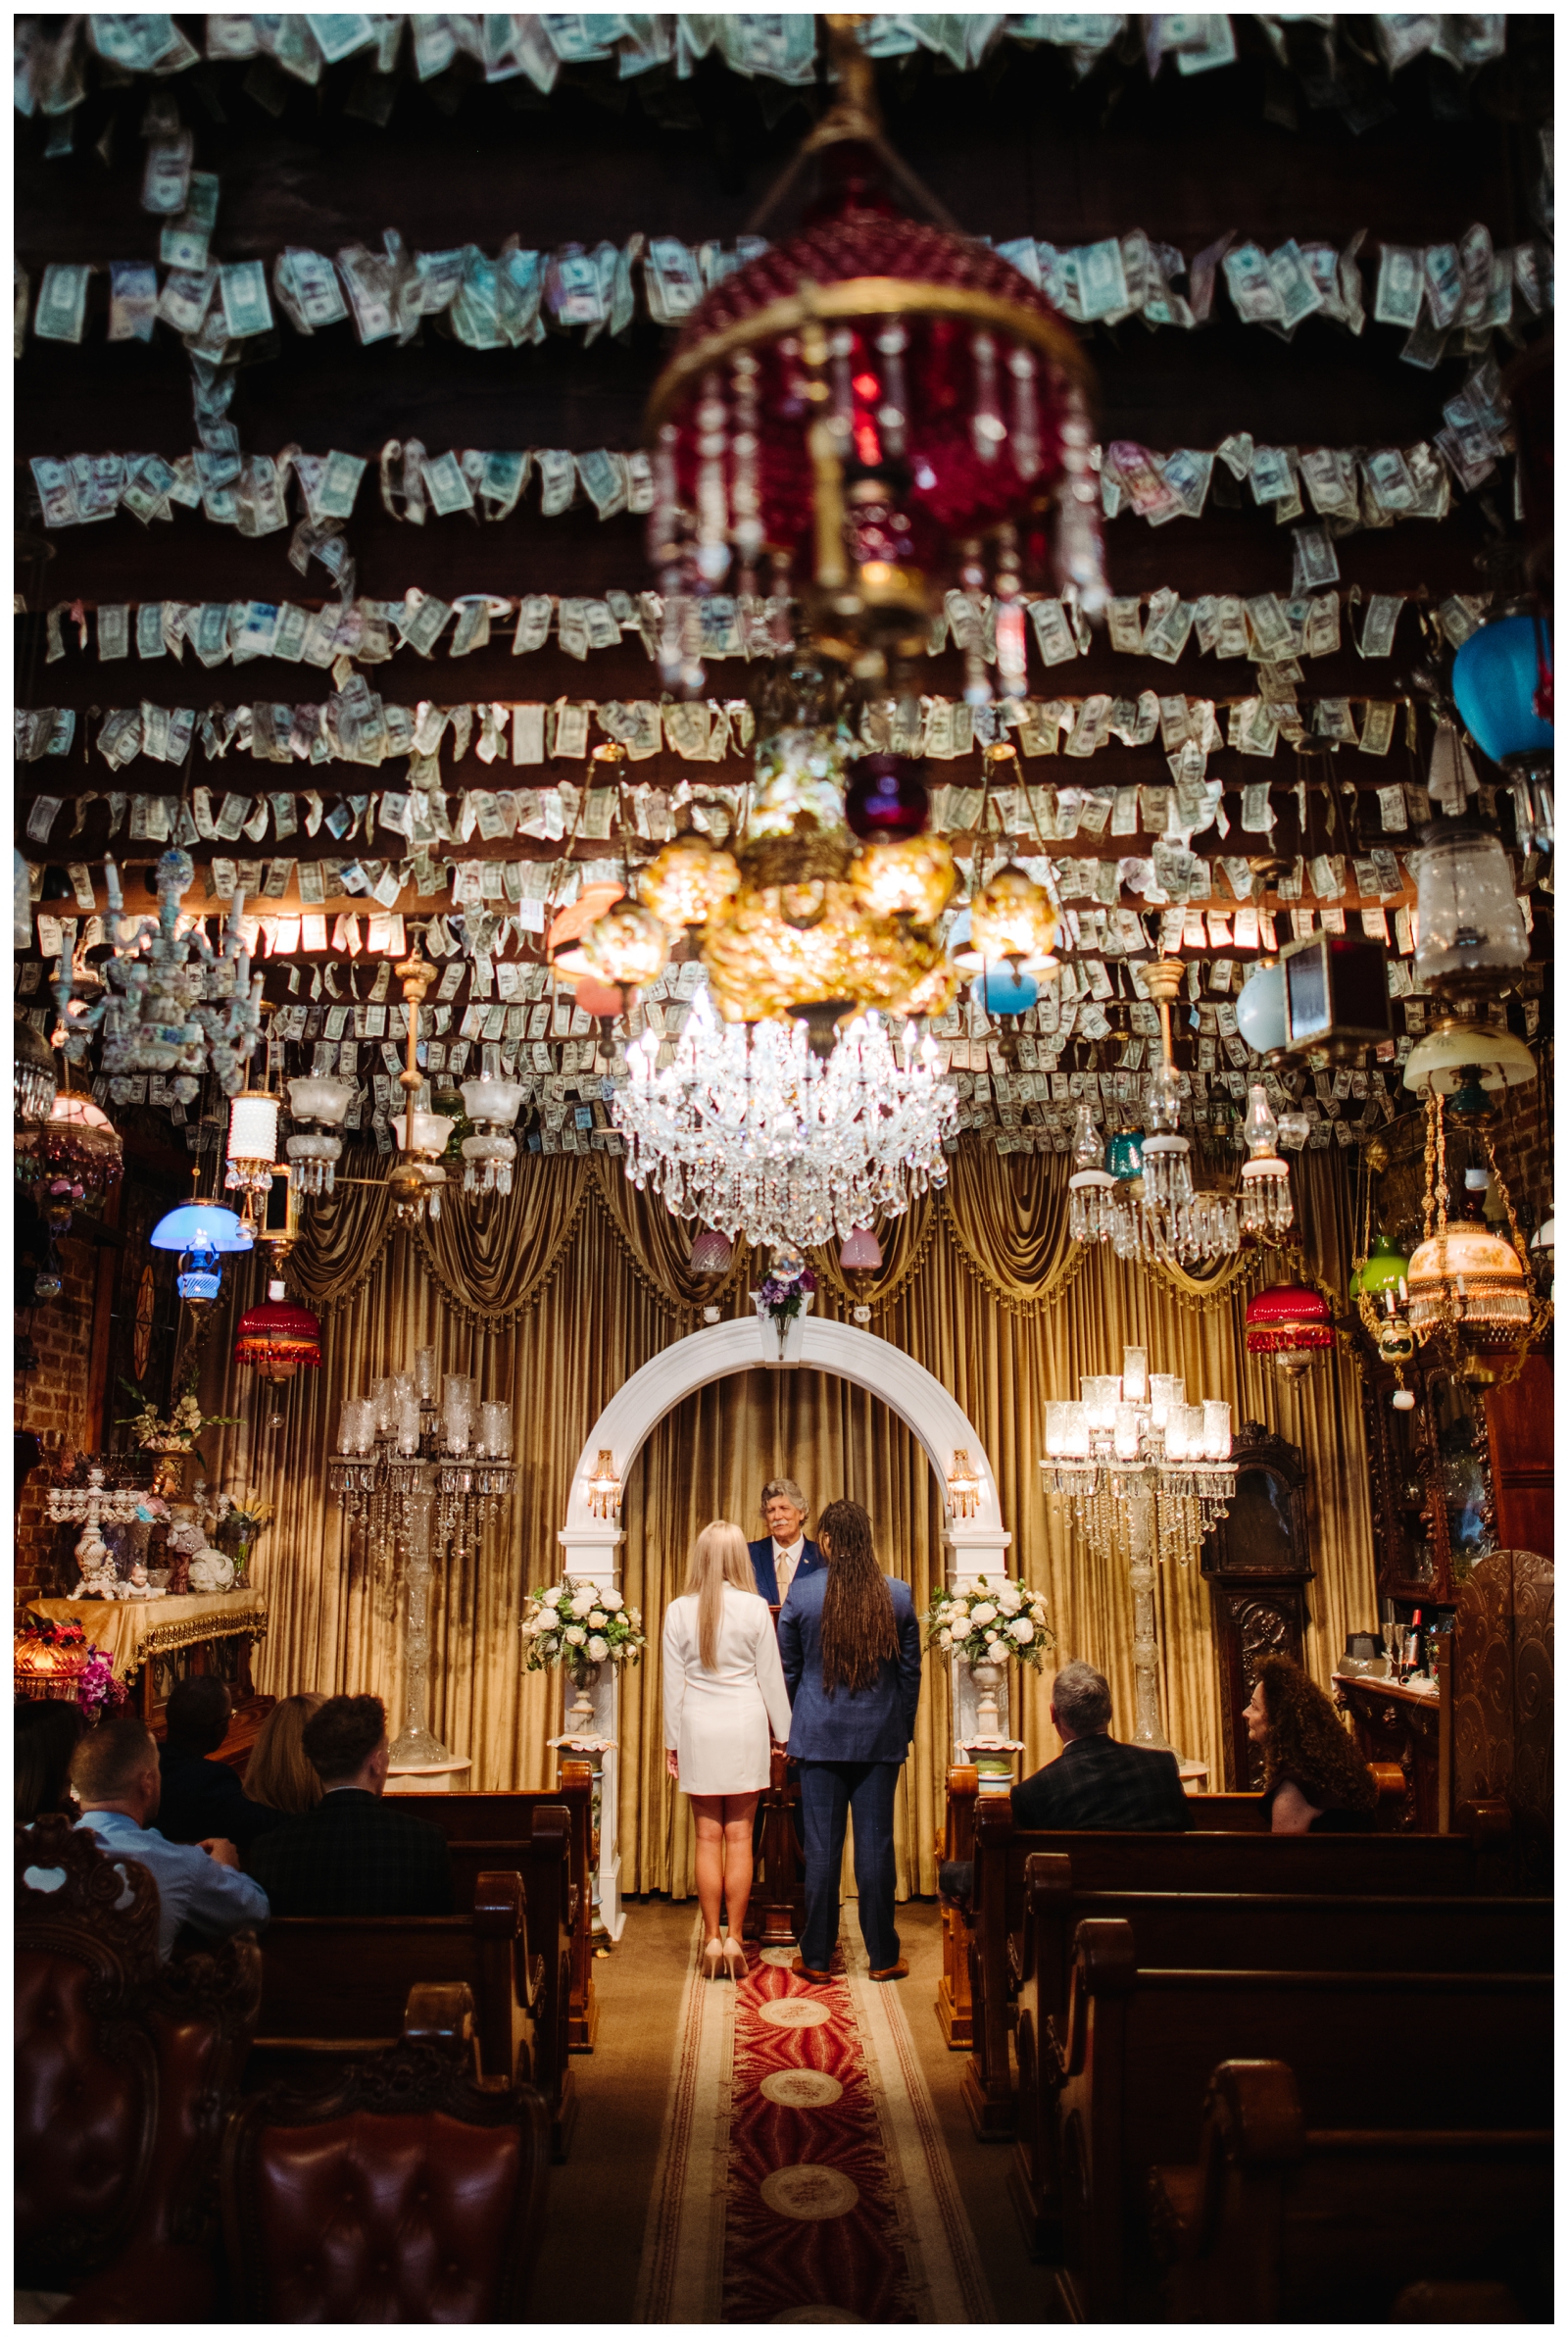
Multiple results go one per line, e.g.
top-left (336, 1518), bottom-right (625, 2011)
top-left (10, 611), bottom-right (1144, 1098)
top-left (176, 1237), bottom-right (223, 1303)
top-left (1235, 960), bottom-right (1288, 1057)
top-left (982, 963), bottom-right (1039, 1017)
top-left (1451, 612), bottom-right (1554, 770)
top-left (1104, 1129), bottom-right (1145, 1181)
top-left (150, 1202), bottom-right (253, 1253)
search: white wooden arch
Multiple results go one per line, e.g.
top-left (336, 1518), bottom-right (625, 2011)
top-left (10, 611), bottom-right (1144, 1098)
top-left (555, 1316), bottom-right (1011, 1938)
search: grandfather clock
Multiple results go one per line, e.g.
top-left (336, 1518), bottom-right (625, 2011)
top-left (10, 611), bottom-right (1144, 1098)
top-left (1200, 1421), bottom-right (1314, 1789)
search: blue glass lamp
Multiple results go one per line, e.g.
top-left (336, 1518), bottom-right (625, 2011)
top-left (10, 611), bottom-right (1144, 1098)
top-left (1451, 609), bottom-right (1553, 771)
top-left (982, 962), bottom-right (1039, 1017)
top-left (149, 1202), bottom-right (254, 1254)
top-left (176, 1236), bottom-right (223, 1304)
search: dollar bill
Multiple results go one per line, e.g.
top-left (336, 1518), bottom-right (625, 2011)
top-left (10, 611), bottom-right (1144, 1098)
top-left (1143, 595), bottom-right (1196, 664)
top-left (220, 260), bottom-right (273, 339)
top-left (29, 458), bottom-right (78, 528)
top-left (1301, 594), bottom-right (1342, 658)
top-left (141, 130), bottom-right (194, 216)
top-left (1159, 448), bottom-right (1212, 518)
top-left (1420, 240), bottom-right (1463, 330)
top-left (1298, 445), bottom-right (1359, 519)
top-left (513, 596), bottom-right (553, 655)
top-left (1292, 524), bottom-right (1341, 592)
top-left (575, 449), bottom-right (628, 519)
top-left (1243, 593), bottom-right (1294, 662)
top-left (336, 243), bottom-right (398, 343)
top-left (1267, 239), bottom-right (1324, 330)
top-left (1374, 243), bottom-right (1424, 328)
top-left (644, 237), bottom-right (705, 324)
top-left (308, 449), bottom-right (364, 522)
top-left (194, 449), bottom-right (240, 524)
top-left (400, 593), bottom-right (453, 658)
top-left (1458, 221), bottom-right (1494, 326)
top-left (271, 248), bottom-right (348, 334)
top-left (1222, 241), bottom-right (1283, 323)
top-left (1360, 704), bottom-right (1397, 758)
top-left (34, 264), bottom-right (90, 344)
top-left (1362, 447), bottom-right (1417, 514)
top-left (451, 246), bottom-right (505, 349)
top-left (161, 218), bottom-right (210, 272)
top-left (535, 449), bottom-right (575, 518)
top-left (1030, 598), bottom-right (1081, 666)
top-left (1357, 595), bottom-right (1404, 660)
top-left (103, 259), bottom-right (159, 342)
top-left (122, 454), bottom-right (178, 524)
top-left (1246, 445), bottom-right (1292, 505)
top-left (1075, 236), bottom-right (1130, 323)
top-left (156, 265), bottom-right (218, 335)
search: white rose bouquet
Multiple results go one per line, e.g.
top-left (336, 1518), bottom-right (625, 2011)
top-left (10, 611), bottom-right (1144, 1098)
top-left (522, 1574), bottom-right (646, 1684)
top-left (922, 1573), bottom-right (1054, 1669)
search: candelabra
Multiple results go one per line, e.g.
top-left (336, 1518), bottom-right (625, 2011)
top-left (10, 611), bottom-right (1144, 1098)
top-left (48, 1466), bottom-right (147, 1598)
top-left (328, 1346), bottom-right (514, 1766)
top-left (1041, 1346), bottom-right (1235, 1753)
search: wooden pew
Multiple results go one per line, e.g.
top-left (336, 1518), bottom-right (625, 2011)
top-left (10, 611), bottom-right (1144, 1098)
top-left (1151, 2058), bottom-right (1553, 2322)
top-left (936, 1766), bottom-right (980, 2049)
top-left (402, 1767), bottom-right (598, 2050)
top-left (1010, 1856), bottom-right (1553, 2256)
top-left (962, 1794), bottom-right (1485, 2144)
top-left (248, 1813), bottom-right (577, 2161)
top-left (1045, 1918), bottom-right (1550, 2321)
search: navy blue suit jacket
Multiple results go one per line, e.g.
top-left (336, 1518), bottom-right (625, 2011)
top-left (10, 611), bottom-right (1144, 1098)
top-left (778, 1567), bottom-right (923, 1764)
top-left (748, 1535), bottom-right (825, 1608)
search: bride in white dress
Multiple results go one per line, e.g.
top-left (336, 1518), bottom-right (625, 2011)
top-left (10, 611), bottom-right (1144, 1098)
top-left (662, 1520), bottom-right (793, 1980)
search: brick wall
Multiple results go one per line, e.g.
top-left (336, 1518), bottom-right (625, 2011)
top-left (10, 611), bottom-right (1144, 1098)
top-left (14, 1234), bottom-right (99, 1603)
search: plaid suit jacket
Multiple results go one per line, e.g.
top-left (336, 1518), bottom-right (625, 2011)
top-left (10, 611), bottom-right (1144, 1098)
top-left (247, 1789), bottom-right (454, 1915)
top-left (1010, 1732), bottom-right (1192, 1832)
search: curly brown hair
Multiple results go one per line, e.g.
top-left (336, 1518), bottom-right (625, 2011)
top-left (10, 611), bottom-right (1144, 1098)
top-left (1254, 1655), bottom-right (1377, 1812)
top-left (816, 1499), bottom-right (898, 1696)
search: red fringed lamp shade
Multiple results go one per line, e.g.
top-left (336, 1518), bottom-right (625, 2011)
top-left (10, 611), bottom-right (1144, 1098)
top-left (659, 205), bottom-right (1085, 570)
top-left (645, 43), bottom-right (1103, 695)
top-left (1246, 1282), bottom-right (1335, 1363)
top-left (234, 1280), bottom-right (321, 1382)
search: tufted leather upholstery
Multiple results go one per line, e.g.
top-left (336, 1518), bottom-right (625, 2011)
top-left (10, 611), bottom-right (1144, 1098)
top-left (222, 2046), bottom-right (550, 2322)
top-left (16, 1817), bottom-right (262, 2313)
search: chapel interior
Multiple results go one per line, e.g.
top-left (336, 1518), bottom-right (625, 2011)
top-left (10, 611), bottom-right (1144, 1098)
top-left (12, 9), bottom-right (1557, 2326)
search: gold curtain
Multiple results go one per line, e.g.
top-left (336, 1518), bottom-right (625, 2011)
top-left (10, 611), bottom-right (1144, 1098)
top-left (203, 1145), bottom-right (1377, 1902)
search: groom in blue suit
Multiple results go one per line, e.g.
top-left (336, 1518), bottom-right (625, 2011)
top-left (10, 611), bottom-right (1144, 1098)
top-left (778, 1499), bottom-right (923, 1983)
top-left (748, 1479), bottom-right (824, 1608)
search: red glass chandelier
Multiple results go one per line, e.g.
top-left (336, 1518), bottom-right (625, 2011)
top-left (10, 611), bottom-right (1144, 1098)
top-left (645, 17), bottom-right (1103, 695)
top-left (233, 1278), bottom-right (321, 1383)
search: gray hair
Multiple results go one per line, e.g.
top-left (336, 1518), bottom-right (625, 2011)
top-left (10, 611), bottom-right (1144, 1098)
top-left (760, 1478), bottom-right (808, 1518)
top-left (1051, 1660), bottom-right (1112, 1735)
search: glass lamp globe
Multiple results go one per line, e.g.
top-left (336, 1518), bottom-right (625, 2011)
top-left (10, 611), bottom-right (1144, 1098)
top-left (1408, 822), bottom-right (1530, 1000)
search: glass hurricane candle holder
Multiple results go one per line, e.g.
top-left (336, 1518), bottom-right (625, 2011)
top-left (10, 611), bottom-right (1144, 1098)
top-left (1080, 1374), bottom-right (1122, 1434)
top-left (1148, 1374), bottom-right (1185, 1429)
top-left (1202, 1399), bottom-right (1233, 1462)
top-left (1121, 1347), bottom-right (1149, 1404)
top-left (480, 1401), bottom-right (512, 1459)
top-left (415, 1346), bottom-right (438, 1403)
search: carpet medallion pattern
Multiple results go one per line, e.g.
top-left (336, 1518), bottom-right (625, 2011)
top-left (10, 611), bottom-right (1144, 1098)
top-left (636, 1916), bottom-right (992, 2323)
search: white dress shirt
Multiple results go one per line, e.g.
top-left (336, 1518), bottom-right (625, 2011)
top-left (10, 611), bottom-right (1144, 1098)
top-left (773, 1536), bottom-right (805, 1601)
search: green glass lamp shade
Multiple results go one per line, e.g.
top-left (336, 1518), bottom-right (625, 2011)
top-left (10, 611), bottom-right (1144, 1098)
top-left (1104, 1129), bottom-right (1145, 1182)
top-left (1360, 1232), bottom-right (1409, 1296)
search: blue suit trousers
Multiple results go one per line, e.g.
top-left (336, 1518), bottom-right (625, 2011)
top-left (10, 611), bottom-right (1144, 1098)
top-left (798, 1760), bottom-right (901, 1974)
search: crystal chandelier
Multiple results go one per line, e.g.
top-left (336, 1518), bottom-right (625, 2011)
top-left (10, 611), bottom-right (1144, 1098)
top-left (614, 986), bottom-right (956, 1250)
top-left (1042, 1347), bottom-right (1235, 1752)
top-left (1064, 958), bottom-right (1287, 1269)
top-left (328, 1351), bottom-right (515, 1768)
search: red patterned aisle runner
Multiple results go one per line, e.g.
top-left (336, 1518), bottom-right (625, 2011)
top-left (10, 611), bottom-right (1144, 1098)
top-left (635, 1917), bottom-right (992, 2323)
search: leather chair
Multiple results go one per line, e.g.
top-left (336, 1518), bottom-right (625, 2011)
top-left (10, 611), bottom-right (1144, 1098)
top-left (220, 2043), bottom-right (551, 2321)
top-left (17, 1815), bottom-right (262, 2321)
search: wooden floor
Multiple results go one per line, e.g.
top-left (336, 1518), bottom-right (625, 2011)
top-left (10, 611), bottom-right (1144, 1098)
top-left (527, 1896), bottom-right (1063, 2325)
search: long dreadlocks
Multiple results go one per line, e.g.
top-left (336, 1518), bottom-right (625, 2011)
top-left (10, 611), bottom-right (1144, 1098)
top-left (816, 1499), bottom-right (898, 1696)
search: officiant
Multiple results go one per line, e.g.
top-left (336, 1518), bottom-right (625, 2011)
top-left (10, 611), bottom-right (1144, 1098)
top-left (748, 1480), bottom-right (824, 1609)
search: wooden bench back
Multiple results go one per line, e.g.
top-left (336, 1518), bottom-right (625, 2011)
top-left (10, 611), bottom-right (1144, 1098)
top-left (1022, 1861), bottom-right (1552, 2030)
top-left (1066, 1927), bottom-right (1551, 2167)
top-left (395, 1790), bottom-right (572, 1843)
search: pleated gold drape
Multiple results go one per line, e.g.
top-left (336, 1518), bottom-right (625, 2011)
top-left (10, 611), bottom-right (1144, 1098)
top-left (202, 1146), bottom-right (1377, 1901)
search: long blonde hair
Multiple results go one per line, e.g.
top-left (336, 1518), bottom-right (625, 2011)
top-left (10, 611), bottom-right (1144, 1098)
top-left (684, 1521), bottom-right (759, 1671)
top-left (244, 1691), bottom-right (327, 1814)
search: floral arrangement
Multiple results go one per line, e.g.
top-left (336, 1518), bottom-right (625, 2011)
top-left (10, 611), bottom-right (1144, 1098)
top-left (923, 1574), bottom-right (1055, 1669)
top-left (75, 1645), bottom-right (129, 1715)
top-left (216, 1494), bottom-right (273, 1537)
top-left (754, 1267), bottom-right (816, 1323)
top-left (117, 1383), bottom-right (239, 1467)
top-left (521, 1576), bottom-right (647, 1681)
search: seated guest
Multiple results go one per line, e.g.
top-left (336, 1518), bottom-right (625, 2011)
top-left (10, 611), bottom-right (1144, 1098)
top-left (249, 1694), bottom-right (453, 1916)
top-left (16, 1699), bottom-right (87, 1823)
top-left (157, 1676), bottom-right (283, 1853)
top-left (1011, 1660), bottom-right (1192, 1831)
top-left (243, 1690), bottom-right (326, 1816)
top-left (940, 1659), bottom-right (1189, 1906)
top-left (68, 1715), bottom-right (270, 1960)
top-left (1245, 1654), bottom-right (1378, 1833)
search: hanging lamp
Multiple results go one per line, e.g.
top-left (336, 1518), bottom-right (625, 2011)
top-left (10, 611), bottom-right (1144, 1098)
top-left (1245, 1282), bottom-right (1335, 1383)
